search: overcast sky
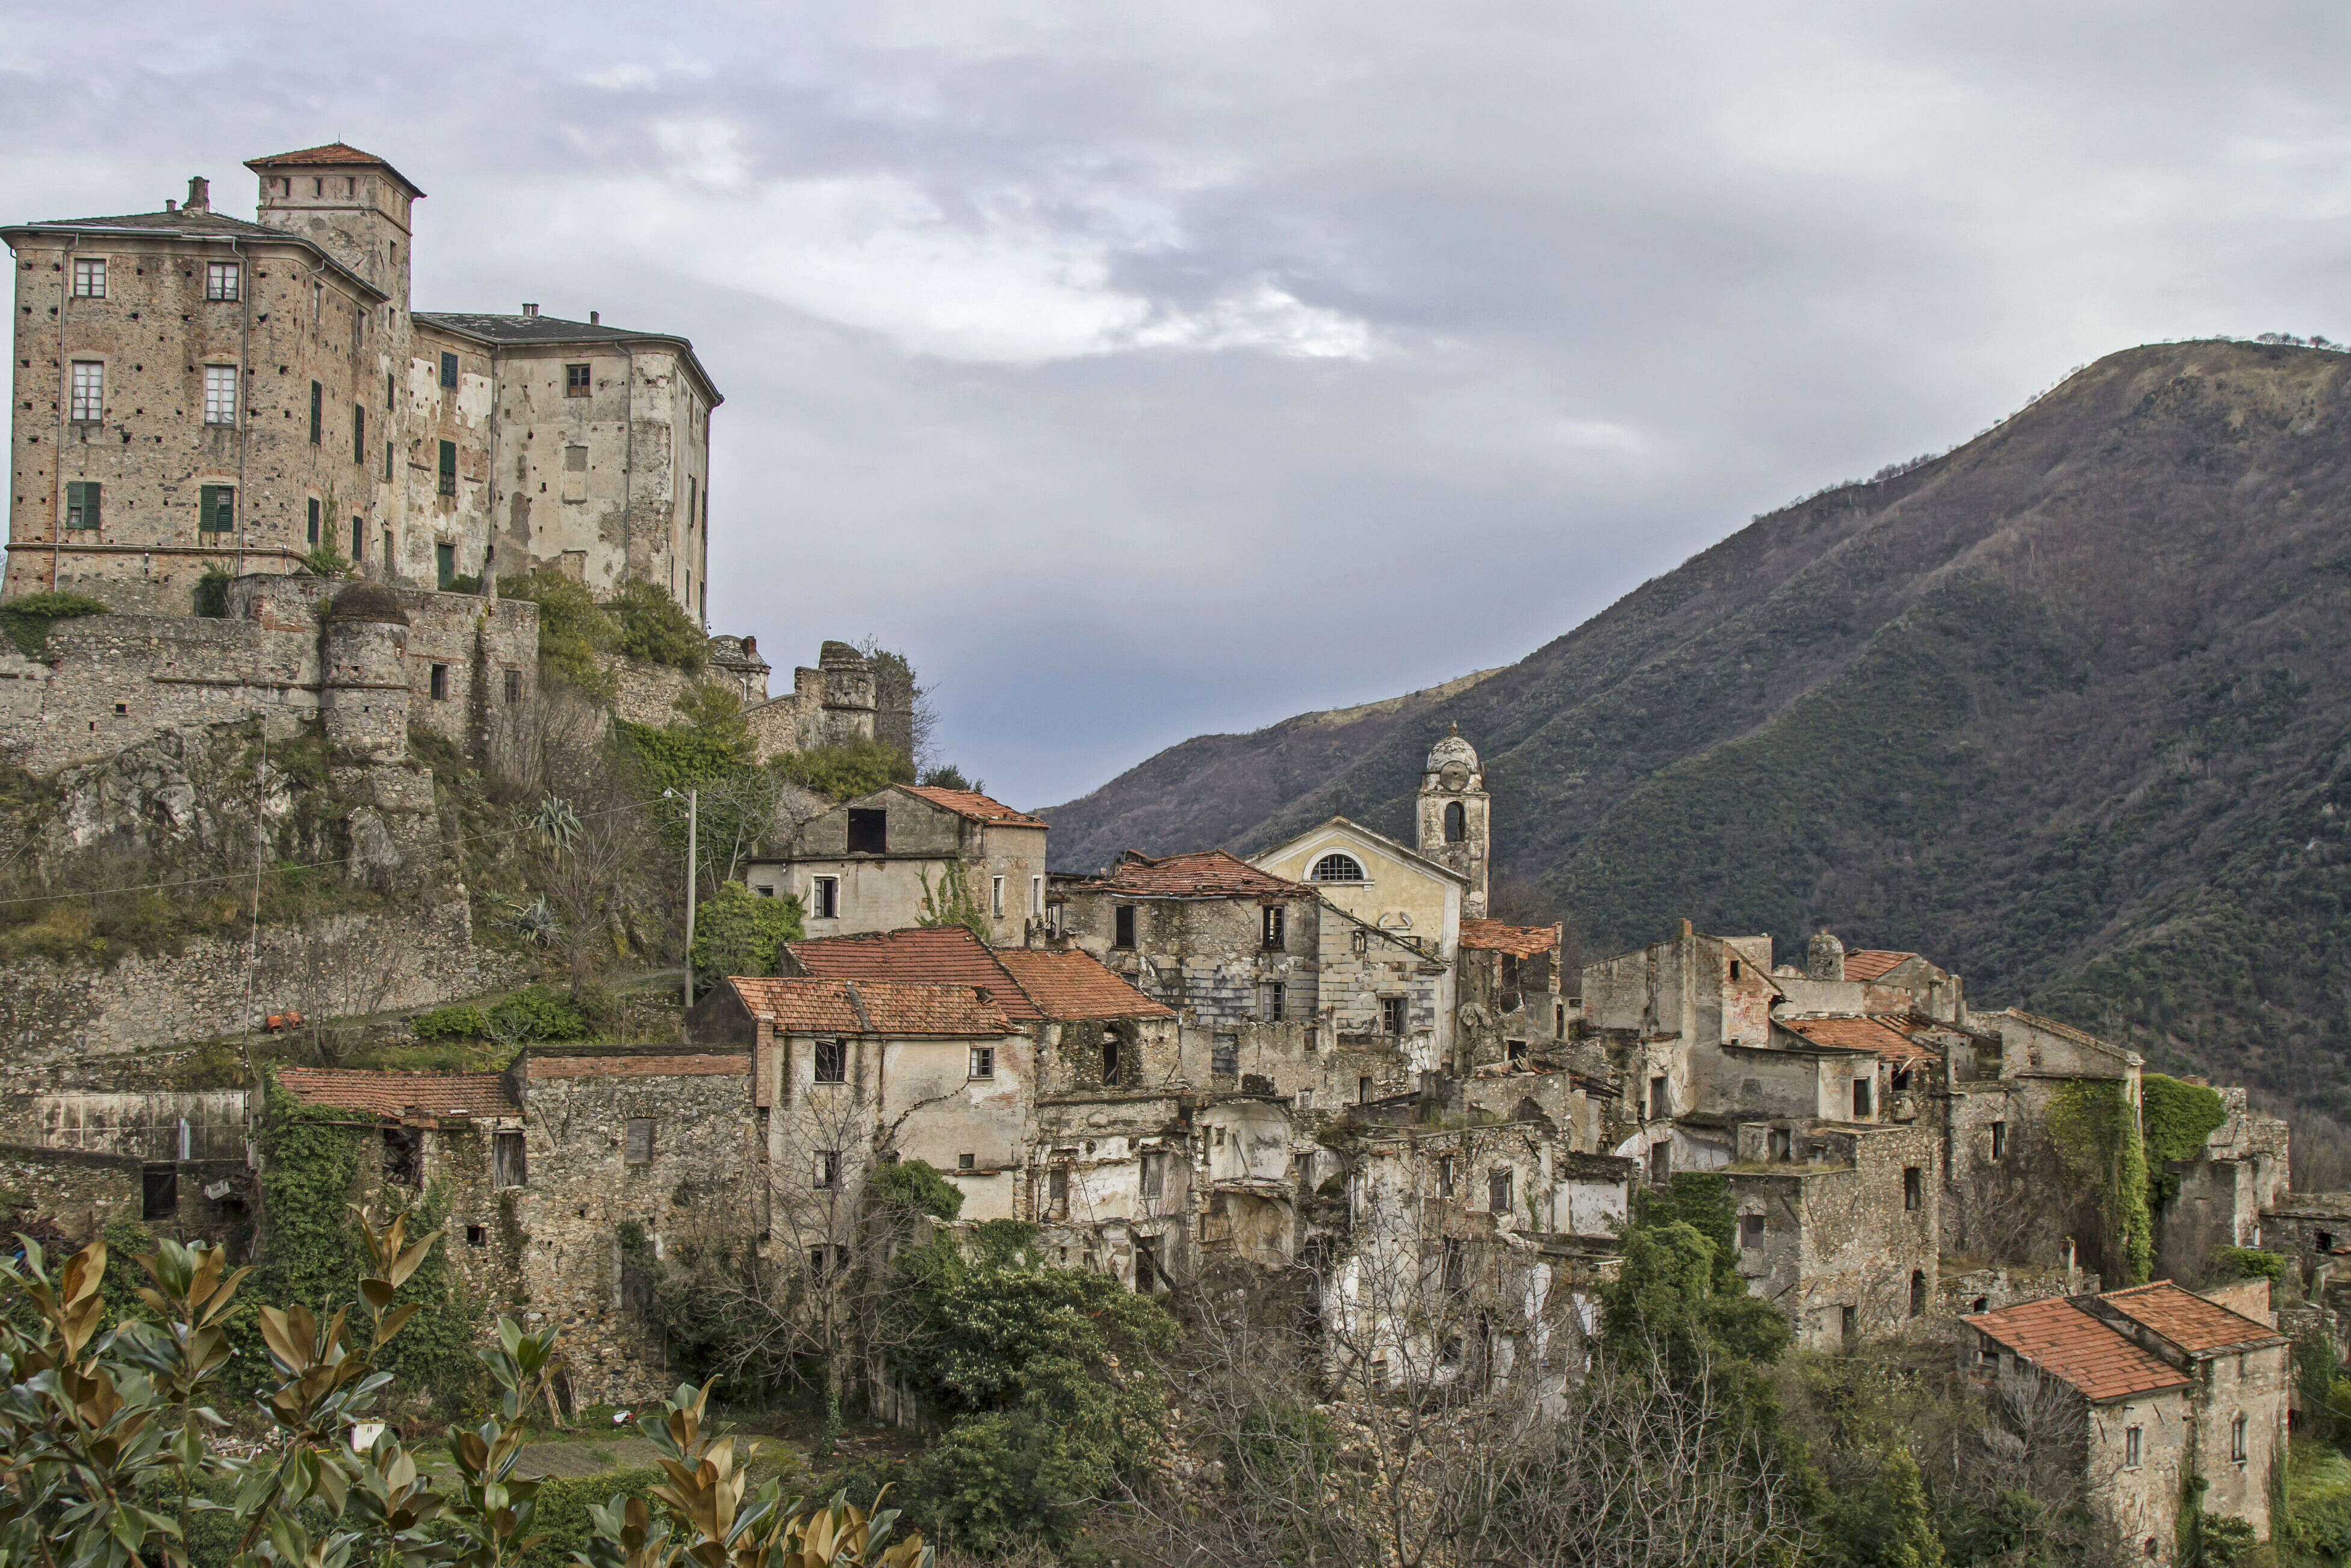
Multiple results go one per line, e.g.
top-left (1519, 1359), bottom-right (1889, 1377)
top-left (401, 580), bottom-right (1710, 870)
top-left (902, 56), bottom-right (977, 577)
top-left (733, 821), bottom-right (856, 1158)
top-left (6, 2), bottom-right (2348, 807)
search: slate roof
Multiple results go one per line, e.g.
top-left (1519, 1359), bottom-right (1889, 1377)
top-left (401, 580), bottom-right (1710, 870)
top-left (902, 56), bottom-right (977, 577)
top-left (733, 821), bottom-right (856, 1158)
top-left (1778, 1014), bottom-right (1941, 1064)
top-left (898, 786), bottom-right (1046, 827)
top-left (5, 206), bottom-right (389, 302)
top-left (995, 949), bottom-right (1175, 1021)
top-left (787, 926), bottom-right (1043, 1022)
top-left (1459, 919), bottom-right (1562, 958)
top-left (246, 143), bottom-right (426, 196)
top-left (1963, 1296), bottom-right (2191, 1402)
top-left (413, 312), bottom-right (722, 404)
top-left (1843, 949), bottom-right (1921, 982)
top-left (277, 1068), bottom-right (518, 1123)
top-left (726, 977), bottom-right (1008, 1037)
top-left (1071, 849), bottom-right (1310, 899)
top-left (2098, 1282), bottom-right (2285, 1354)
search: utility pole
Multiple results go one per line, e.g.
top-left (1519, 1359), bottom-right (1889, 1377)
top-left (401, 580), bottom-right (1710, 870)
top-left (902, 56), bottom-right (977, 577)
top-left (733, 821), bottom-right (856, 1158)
top-left (683, 788), bottom-right (698, 1010)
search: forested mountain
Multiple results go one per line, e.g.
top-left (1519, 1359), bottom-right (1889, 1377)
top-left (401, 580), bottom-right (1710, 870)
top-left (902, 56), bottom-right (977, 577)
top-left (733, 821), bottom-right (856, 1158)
top-left (1045, 340), bottom-right (2351, 1114)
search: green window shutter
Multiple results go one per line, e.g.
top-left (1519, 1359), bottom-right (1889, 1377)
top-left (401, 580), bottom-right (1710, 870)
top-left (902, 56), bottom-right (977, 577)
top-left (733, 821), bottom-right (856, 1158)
top-left (436, 542), bottom-right (455, 589)
top-left (353, 406), bottom-right (365, 465)
top-left (440, 353), bottom-right (456, 388)
top-left (384, 441), bottom-right (393, 482)
top-left (198, 485), bottom-right (234, 533)
top-left (439, 440), bottom-right (457, 495)
top-left (309, 382), bottom-right (321, 443)
top-left (64, 481), bottom-right (99, 528)
top-left (352, 517), bottom-right (364, 560)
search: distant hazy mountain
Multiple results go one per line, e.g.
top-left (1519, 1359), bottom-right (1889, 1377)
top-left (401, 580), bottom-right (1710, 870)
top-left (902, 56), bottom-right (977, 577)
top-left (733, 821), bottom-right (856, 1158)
top-left (1044, 341), bottom-right (2351, 1113)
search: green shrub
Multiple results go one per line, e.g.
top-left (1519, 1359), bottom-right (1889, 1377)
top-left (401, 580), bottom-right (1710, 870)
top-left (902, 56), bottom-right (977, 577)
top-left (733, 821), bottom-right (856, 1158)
top-left (193, 568), bottom-right (232, 618)
top-left (303, 545), bottom-right (353, 578)
top-left (410, 1003), bottom-right (489, 1041)
top-left (691, 879), bottom-right (805, 990)
top-left (500, 567), bottom-right (616, 699)
top-left (772, 740), bottom-right (915, 802)
top-left (409, 985), bottom-right (589, 1044)
top-left (2207, 1246), bottom-right (2285, 1284)
top-left (608, 581), bottom-right (706, 674)
top-left (519, 1467), bottom-right (665, 1568)
top-left (0, 590), bottom-right (108, 656)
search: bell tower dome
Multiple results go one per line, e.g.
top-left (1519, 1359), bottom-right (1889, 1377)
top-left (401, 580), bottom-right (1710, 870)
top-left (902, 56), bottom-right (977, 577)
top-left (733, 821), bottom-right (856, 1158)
top-left (1417, 725), bottom-right (1489, 917)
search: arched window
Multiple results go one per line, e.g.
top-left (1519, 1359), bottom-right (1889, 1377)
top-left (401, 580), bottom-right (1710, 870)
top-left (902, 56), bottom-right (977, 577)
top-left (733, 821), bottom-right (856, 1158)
top-left (1309, 852), bottom-right (1366, 882)
top-left (1443, 801), bottom-right (1465, 843)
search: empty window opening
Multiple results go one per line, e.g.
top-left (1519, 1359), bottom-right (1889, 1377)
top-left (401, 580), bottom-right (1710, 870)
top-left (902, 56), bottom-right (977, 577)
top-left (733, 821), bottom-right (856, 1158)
top-left (2125, 1426), bottom-right (2143, 1468)
top-left (2321, 1230), bottom-right (2337, 1254)
top-left (1309, 852), bottom-right (1365, 882)
top-left (1102, 1037), bottom-right (1122, 1084)
top-left (1048, 1165), bottom-right (1070, 1214)
top-left (1730, 959), bottom-right (1742, 981)
top-left (990, 875), bottom-right (1005, 917)
top-left (493, 1130), bottom-right (527, 1189)
top-left (1211, 1036), bottom-right (1238, 1076)
top-left (1970, 1295), bottom-right (1989, 1313)
top-left (306, 497), bottom-right (320, 544)
top-left (465, 1224), bottom-right (486, 1247)
top-left (1352, 930), bottom-right (1370, 955)
top-left (813, 1039), bottom-right (847, 1083)
top-left (1140, 1151), bottom-right (1166, 1201)
top-left (1114, 904), bottom-right (1137, 948)
top-left (1262, 903), bottom-right (1286, 950)
top-left (141, 1164), bottom-right (178, 1220)
top-left (64, 481), bottom-right (99, 530)
top-left (1506, 1038), bottom-right (1528, 1065)
top-left (1489, 1168), bottom-right (1514, 1213)
top-left (429, 663), bottom-right (449, 701)
top-left (1891, 1067), bottom-right (1912, 1092)
top-left (845, 808), bottom-right (887, 854)
top-left (1359, 1076), bottom-right (1373, 1104)
top-left (504, 669), bottom-right (521, 704)
top-left (1840, 1304), bottom-right (1857, 1344)
top-left (72, 256), bottom-right (105, 297)
top-left (382, 1127), bottom-right (421, 1186)
top-left (1769, 1126), bottom-right (1793, 1162)
top-left (1443, 801), bottom-right (1465, 842)
top-left (813, 1150), bottom-right (840, 1190)
top-left (1438, 1154), bottom-right (1456, 1199)
top-left (1442, 1237), bottom-right (1467, 1291)
top-left (566, 362), bottom-right (591, 396)
top-left (352, 404), bottom-right (365, 463)
top-left (308, 380), bottom-right (323, 442)
top-left (1853, 1077), bottom-right (1874, 1119)
top-left (968, 1046), bottom-right (995, 1080)
top-left (958, 1152), bottom-right (975, 1172)
top-left (625, 1117), bottom-right (654, 1165)
top-left (810, 876), bottom-right (839, 919)
top-left (1740, 1213), bottom-right (1764, 1250)
top-left (1990, 1121), bottom-right (2008, 1159)
top-left (1903, 1167), bottom-right (1923, 1210)
top-left (1647, 1139), bottom-right (1669, 1185)
top-left (1380, 994), bottom-right (1408, 1035)
top-left (1648, 1074), bottom-right (1668, 1120)
top-left (1910, 1269), bottom-right (1927, 1317)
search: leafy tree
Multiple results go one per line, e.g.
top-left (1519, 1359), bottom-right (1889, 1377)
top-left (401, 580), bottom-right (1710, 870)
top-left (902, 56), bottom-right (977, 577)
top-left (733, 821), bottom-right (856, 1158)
top-left (500, 566), bottom-right (618, 698)
top-left (672, 681), bottom-right (755, 760)
top-left (918, 764), bottom-right (978, 791)
top-left (608, 581), bottom-right (706, 674)
top-left (692, 879), bottom-right (805, 989)
top-left (775, 740), bottom-right (916, 802)
top-left (1827, 1448), bottom-right (1945, 1568)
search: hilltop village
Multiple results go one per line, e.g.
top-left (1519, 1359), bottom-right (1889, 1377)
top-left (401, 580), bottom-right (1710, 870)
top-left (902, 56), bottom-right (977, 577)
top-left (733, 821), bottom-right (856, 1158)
top-left (1, 146), bottom-right (2341, 1563)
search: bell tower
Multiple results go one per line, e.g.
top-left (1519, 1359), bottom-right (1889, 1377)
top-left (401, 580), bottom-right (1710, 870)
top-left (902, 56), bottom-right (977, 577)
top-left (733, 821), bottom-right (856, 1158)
top-left (1417, 725), bottom-right (1489, 917)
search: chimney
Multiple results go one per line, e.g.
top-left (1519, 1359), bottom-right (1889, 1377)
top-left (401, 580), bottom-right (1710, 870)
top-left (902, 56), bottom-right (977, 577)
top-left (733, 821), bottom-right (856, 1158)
top-left (589, 311), bottom-right (600, 324)
top-left (164, 199), bottom-right (177, 212)
top-left (522, 303), bottom-right (538, 317)
top-left (184, 176), bottom-right (210, 214)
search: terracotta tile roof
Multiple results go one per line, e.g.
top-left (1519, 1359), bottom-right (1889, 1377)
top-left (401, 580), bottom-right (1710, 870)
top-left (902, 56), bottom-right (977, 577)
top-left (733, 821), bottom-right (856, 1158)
top-left (2098, 1281), bottom-right (2285, 1354)
top-left (244, 143), bottom-right (425, 196)
top-left (726, 977), bottom-right (1008, 1037)
top-left (1964, 1297), bottom-right (2190, 1402)
top-left (995, 949), bottom-right (1175, 1021)
top-left (1459, 919), bottom-right (1562, 958)
top-left (1842, 950), bottom-right (1920, 982)
top-left (1073, 849), bottom-right (1311, 899)
top-left (1778, 1014), bottom-right (1940, 1063)
top-left (786, 926), bottom-right (1043, 1021)
top-left (898, 786), bottom-right (1046, 827)
top-left (277, 1068), bottom-right (517, 1123)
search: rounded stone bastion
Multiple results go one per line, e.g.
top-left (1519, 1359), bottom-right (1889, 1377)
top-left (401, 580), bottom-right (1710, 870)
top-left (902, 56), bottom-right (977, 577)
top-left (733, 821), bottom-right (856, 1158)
top-left (320, 583), bottom-right (412, 760)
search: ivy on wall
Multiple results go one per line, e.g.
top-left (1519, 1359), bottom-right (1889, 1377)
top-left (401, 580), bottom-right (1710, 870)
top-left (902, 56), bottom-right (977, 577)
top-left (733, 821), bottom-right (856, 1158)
top-left (2141, 1073), bottom-right (2229, 1212)
top-left (2046, 1079), bottom-right (2153, 1286)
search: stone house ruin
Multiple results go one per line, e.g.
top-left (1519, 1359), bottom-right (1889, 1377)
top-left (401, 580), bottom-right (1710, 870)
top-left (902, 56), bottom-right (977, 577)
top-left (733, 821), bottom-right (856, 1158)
top-left (745, 786), bottom-right (1051, 947)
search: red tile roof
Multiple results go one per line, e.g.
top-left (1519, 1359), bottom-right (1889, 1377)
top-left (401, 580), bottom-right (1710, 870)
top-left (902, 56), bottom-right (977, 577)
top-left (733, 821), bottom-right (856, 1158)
top-left (2098, 1281), bottom-right (2285, 1354)
top-left (1842, 950), bottom-right (1920, 982)
top-left (1073, 849), bottom-right (1311, 899)
top-left (787, 927), bottom-right (1043, 1021)
top-left (278, 1067), bottom-right (517, 1123)
top-left (1964, 1296), bottom-right (2190, 1402)
top-left (1459, 919), bottom-right (1562, 958)
top-left (727, 977), bottom-right (1008, 1037)
top-left (996, 949), bottom-right (1175, 1021)
top-left (1778, 1014), bottom-right (1940, 1064)
top-left (898, 786), bottom-right (1046, 827)
top-left (244, 144), bottom-right (424, 196)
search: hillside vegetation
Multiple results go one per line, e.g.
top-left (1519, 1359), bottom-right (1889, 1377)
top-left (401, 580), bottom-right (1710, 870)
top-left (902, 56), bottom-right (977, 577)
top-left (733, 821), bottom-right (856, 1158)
top-left (1046, 340), bottom-right (2351, 1115)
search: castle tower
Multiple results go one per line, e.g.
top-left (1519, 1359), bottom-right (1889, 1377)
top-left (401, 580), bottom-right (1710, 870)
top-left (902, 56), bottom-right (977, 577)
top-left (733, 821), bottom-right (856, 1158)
top-left (320, 583), bottom-right (412, 761)
top-left (1417, 725), bottom-right (1489, 918)
top-left (246, 144), bottom-right (421, 308)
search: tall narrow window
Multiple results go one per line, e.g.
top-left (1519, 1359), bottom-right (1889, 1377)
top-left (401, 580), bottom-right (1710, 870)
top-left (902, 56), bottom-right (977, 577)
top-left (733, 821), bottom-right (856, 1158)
top-left (384, 441), bottom-right (394, 482)
top-left (1649, 1074), bottom-right (1668, 1120)
top-left (1101, 1037), bottom-right (1122, 1085)
top-left (387, 372), bottom-right (395, 409)
top-left (204, 261), bottom-right (239, 302)
top-left (505, 669), bottom-right (521, 704)
top-left (382, 528), bottom-right (394, 574)
top-left (69, 362), bottom-right (102, 421)
top-left (309, 381), bottom-right (323, 442)
top-left (2232, 1415), bottom-right (2247, 1463)
top-left (1140, 1151), bottom-right (1165, 1201)
top-left (1262, 904), bottom-right (1286, 950)
top-left (1380, 995), bottom-right (1407, 1035)
top-left (64, 482), bottom-right (99, 529)
top-left (429, 664), bottom-right (449, 701)
top-left (197, 486), bottom-right (234, 533)
top-left (1265, 982), bottom-right (1286, 1023)
top-left (1114, 904), bottom-right (1137, 948)
top-left (1903, 1167), bottom-right (1923, 1211)
top-left (437, 440), bottom-right (456, 495)
top-left (990, 875), bottom-right (1005, 917)
top-left (1444, 801), bottom-right (1465, 842)
top-left (1031, 876), bottom-right (1043, 917)
top-left (71, 257), bottom-right (105, 298)
top-left (439, 352), bottom-right (458, 388)
top-left (813, 1040), bottom-right (847, 1083)
top-left (813, 1150), bottom-right (840, 1190)
top-left (353, 405), bottom-right (365, 464)
top-left (810, 876), bottom-right (839, 919)
top-left (352, 517), bottom-right (364, 560)
top-left (306, 498), bottom-right (320, 545)
top-left (202, 365), bottom-right (237, 425)
top-left (1490, 1168), bottom-right (1514, 1212)
top-left (1910, 1269), bottom-right (1927, 1316)
top-left (565, 362), bottom-right (591, 396)
top-left (2125, 1426), bottom-right (2143, 1468)
top-left (1853, 1077), bottom-right (1874, 1119)
top-left (1990, 1121), bottom-right (2008, 1159)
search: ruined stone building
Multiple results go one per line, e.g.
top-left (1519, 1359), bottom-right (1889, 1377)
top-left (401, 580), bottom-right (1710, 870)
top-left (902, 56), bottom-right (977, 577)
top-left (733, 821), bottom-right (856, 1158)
top-left (745, 786), bottom-right (1052, 947)
top-left (6, 146), bottom-right (716, 613)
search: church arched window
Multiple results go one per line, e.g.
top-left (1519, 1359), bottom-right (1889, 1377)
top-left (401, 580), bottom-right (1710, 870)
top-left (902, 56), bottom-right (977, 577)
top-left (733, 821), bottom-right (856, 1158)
top-left (1309, 852), bottom-right (1367, 882)
top-left (1443, 801), bottom-right (1465, 843)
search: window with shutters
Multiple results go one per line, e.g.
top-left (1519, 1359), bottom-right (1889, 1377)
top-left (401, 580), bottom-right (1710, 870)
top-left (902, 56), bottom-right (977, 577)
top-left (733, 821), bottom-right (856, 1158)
top-left (1380, 995), bottom-right (1406, 1035)
top-left (64, 482), bottom-right (99, 530)
top-left (625, 1118), bottom-right (654, 1165)
top-left (353, 406), bottom-right (365, 465)
top-left (384, 441), bottom-right (393, 482)
top-left (69, 362), bottom-right (101, 422)
top-left (387, 372), bottom-right (395, 409)
top-left (306, 498), bottom-right (320, 544)
top-left (1140, 1151), bottom-right (1165, 1201)
top-left (197, 486), bottom-right (234, 533)
top-left (566, 362), bottom-right (591, 396)
top-left (505, 669), bottom-right (521, 704)
top-left (990, 875), bottom-right (1005, 917)
top-left (438, 441), bottom-right (456, 495)
top-left (493, 1130), bottom-right (527, 1189)
top-left (71, 258), bottom-right (105, 298)
top-left (436, 543), bottom-right (455, 589)
top-left (813, 1039), bottom-right (847, 1083)
top-left (204, 261), bottom-right (238, 302)
top-left (810, 876), bottom-right (839, 919)
top-left (439, 352), bottom-right (458, 388)
top-left (202, 366), bottom-right (237, 425)
top-left (309, 381), bottom-right (323, 443)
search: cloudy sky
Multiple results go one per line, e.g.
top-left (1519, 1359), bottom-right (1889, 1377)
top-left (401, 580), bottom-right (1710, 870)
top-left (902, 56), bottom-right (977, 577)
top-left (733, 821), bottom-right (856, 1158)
top-left (5, 2), bottom-right (2347, 806)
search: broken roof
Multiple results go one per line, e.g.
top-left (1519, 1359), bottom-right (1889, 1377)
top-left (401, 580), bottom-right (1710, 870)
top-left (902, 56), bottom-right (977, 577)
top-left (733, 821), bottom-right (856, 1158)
top-left (1842, 949), bottom-right (1922, 982)
top-left (1069, 849), bottom-right (1311, 900)
top-left (1777, 1014), bottom-right (1942, 1064)
top-left (787, 926), bottom-right (1042, 1021)
top-left (896, 785), bottom-right (1047, 827)
top-left (2096, 1281), bottom-right (2285, 1356)
top-left (1963, 1295), bottom-right (2191, 1402)
top-left (1459, 919), bottom-right (1562, 958)
top-left (725, 977), bottom-right (1009, 1037)
top-left (246, 143), bottom-right (426, 197)
top-left (277, 1067), bottom-right (517, 1124)
top-left (995, 949), bottom-right (1174, 1021)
